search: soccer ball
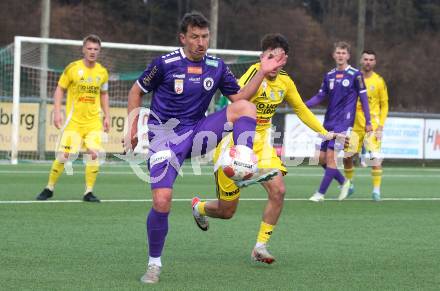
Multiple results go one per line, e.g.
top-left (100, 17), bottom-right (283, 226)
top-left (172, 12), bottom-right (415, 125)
top-left (221, 145), bottom-right (258, 181)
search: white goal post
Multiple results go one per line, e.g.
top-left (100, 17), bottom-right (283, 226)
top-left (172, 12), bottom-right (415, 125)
top-left (7, 36), bottom-right (260, 164)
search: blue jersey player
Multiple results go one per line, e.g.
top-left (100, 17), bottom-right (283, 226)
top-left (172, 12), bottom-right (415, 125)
top-left (124, 12), bottom-right (286, 284)
top-left (306, 41), bottom-right (372, 202)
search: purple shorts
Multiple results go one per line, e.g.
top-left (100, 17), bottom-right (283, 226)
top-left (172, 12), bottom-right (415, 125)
top-left (147, 108), bottom-right (230, 189)
top-left (319, 123), bottom-right (352, 152)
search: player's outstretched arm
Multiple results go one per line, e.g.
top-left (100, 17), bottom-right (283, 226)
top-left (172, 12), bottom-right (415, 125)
top-left (53, 85), bottom-right (65, 129)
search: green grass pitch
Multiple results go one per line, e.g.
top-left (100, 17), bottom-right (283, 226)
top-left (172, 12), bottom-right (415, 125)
top-left (1, 163), bottom-right (439, 290)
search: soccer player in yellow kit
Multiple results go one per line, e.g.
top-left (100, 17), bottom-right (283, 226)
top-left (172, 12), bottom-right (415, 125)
top-left (36, 34), bottom-right (110, 202)
top-left (192, 34), bottom-right (337, 263)
top-left (344, 50), bottom-right (389, 201)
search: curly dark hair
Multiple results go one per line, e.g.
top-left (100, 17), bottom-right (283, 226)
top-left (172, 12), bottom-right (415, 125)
top-left (261, 33), bottom-right (289, 54)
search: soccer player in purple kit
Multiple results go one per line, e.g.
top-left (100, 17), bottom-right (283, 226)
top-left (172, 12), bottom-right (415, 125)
top-left (306, 41), bottom-right (372, 202)
top-left (124, 12), bottom-right (286, 284)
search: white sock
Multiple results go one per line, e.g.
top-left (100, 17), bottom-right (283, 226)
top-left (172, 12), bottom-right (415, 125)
top-left (255, 242), bottom-right (266, 248)
top-left (148, 256), bottom-right (162, 267)
top-left (46, 185), bottom-right (54, 191)
top-left (373, 187), bottom-right (380, 194)
top-left (84, 187), bottom-right (93, 195)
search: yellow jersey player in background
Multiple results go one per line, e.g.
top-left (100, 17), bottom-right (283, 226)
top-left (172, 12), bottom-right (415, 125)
top-left (343, 49), bottom-right (389, 201)
top-left (192, 33), bottom-right (338, 264)
top-left (36, 34), bottom-right (110, 202)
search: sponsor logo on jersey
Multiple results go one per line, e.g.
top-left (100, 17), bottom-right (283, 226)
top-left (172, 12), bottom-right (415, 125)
top-left (206, 59), bottom-right (219, 67)
top-left (257, 103), bottom-right (278, 114)
top-left (342, 79), bottom-right (350, 87)
top-left (78, 84), bottom-right (100, 94)
top-left (143, 65), bottom-right (158, 87)
top-left (172, 74), bottom-right (186, 79)
top-left (188, 66), bottom-right (202, 74)
top-left (203, 77), bottom-right (214, 90)
top-left (336, 74), bottom-right (344, 79)
top-left (174, 79), bottom-right (184, 94)
top-left (347, 70), bottom-right (355, 75)
top-left (329, 79), bottom-right (335, 90)
top-left (189, 77), bottom-right (201, 83)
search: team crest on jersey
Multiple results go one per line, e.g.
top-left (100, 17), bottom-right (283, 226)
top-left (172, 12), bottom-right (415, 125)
top-left (269, 90), bottom-right (276, 100)
top-left (329, 79), bottom-right (335, 90)
top-left (174, 79), bottom-right (184, 94)
top-left (203, 77), bottom-right (214, 91)
top-left (96, 76), bottom-right (101, 83)
top-left (342, 79), bottom-right (350, 87)
top-left (370, 85), bottom-right (375, 91)
top-left (278, 90), bottom-right (284, 98)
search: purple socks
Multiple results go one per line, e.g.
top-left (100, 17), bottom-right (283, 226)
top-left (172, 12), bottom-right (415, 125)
top-left (233, 116), bottom-right (256, 149)
top-left (147, 208), bottom-right (169, 258)
top-left (318, 167), bottom-right (345, 194)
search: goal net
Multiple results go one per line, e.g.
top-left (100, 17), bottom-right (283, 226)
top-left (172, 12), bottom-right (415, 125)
top-left (0, 36), bottom-right (260, 164)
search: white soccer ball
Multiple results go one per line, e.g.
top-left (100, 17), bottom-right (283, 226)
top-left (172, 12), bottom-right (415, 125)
top-left (221, 145), bottom-right (258, 181)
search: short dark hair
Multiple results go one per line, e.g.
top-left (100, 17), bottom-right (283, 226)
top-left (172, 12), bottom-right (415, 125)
top-left (261, 33), bottom-right (289, 54)
top-left (362, 49), bottom-right (377, 56)
top-left (83, 34), bottom-right (101, 46)
top-left (333, 41), bottom-right (351, 53)
top-left (179, 11), bottom-right (209, 34)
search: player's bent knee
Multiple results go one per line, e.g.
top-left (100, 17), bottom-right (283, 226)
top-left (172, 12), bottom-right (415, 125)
top-left (270, 187), bottom-right (285, 204)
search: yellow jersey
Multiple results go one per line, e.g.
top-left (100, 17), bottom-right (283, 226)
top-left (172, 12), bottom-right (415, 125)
top-left (355, 72), bottom-right (388, 128)
top-left (59, 59), bottom-right (109, 125)
top-left (239, 63), bottom-right (327, 135)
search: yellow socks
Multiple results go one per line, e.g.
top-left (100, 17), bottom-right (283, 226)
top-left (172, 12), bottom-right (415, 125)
top-left (47, 159), bottom-right (65, 190)
top-left (344, 167), bottom-right (354, 181)
top-left (371, 169), bottom-right (383, 192)
top-left (197, 201), bottom-right (206, 215)
top-left (256, 221), bottom-right (275, 245)
top-left (85, 162), bottom-right (99, 193)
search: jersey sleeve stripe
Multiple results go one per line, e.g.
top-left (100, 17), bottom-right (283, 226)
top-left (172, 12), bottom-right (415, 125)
top-left (136, 80), bottom-right (150, 93)
top-left (242, 68), bottom-right (257, 86)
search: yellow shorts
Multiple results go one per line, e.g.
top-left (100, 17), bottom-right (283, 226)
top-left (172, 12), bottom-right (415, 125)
top-left (57, 121), bottom-right (103, 154)
top-left (213, 133), bottom-right (287, 201)
top-left (348, 114), bottom-right (381, 154)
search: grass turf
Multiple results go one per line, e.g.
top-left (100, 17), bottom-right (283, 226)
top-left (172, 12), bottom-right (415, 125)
top-left (0, 163), bottom-right (439, 290)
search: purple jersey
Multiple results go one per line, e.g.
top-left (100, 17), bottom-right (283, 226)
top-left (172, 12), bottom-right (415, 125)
top-left (306, 66), bottom-right (371, 131)
top-left (137, 48), bottom-right (240, 126)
